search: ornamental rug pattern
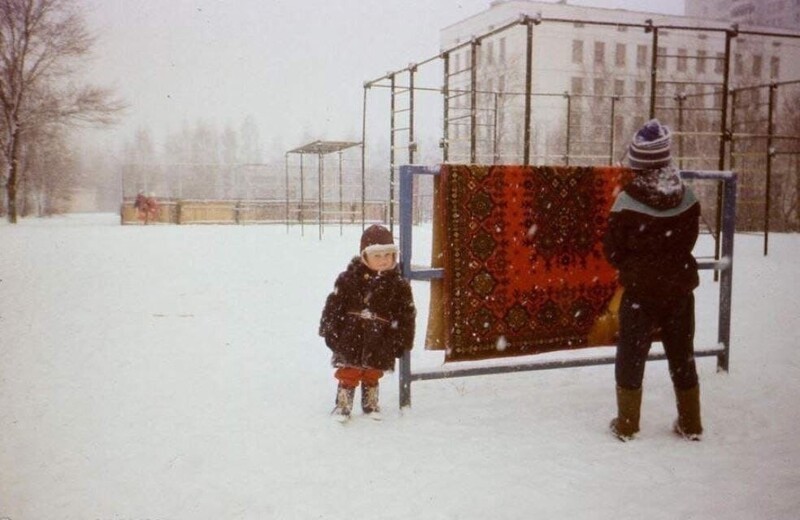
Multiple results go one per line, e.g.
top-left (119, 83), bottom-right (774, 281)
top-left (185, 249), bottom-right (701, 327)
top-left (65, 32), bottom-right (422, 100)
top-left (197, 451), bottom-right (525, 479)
top-left (440, 164), bottom-right (629, 362)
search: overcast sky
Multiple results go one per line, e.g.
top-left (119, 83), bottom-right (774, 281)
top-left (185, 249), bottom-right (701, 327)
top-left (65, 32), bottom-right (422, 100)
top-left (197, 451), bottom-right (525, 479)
top-left (83, 0), bottom-right (686, 156)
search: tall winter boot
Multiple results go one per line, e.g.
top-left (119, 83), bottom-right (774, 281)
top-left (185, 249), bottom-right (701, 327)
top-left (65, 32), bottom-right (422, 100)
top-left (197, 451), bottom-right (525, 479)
top-left (332, 384), bottom-right (355, 423)
top-left (610, 385), bottom-right (643, 442)
top-left (673, 385), bottom-right (703, 441)
top-left (361, 383), bottom-right (382, 420)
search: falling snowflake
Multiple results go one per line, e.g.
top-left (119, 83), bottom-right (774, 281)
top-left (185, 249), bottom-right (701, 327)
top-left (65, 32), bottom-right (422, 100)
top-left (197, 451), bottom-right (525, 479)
top-left (496, 336), bottom-right (508, 351)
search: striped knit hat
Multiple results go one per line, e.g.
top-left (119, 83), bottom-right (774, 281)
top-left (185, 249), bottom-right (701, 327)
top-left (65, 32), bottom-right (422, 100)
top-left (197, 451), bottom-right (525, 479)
top-left (627, 119), bottom-right (672, 170)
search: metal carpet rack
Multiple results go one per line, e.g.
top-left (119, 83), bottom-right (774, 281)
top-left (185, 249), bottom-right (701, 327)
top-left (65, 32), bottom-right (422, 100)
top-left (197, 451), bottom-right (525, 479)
top-left (397, 164), bottom-right (737, 408)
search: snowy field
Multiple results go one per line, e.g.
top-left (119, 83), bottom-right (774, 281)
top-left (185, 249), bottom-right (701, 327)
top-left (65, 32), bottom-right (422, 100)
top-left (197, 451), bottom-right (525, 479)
top-left (1, 213), bottom-right (799, 520)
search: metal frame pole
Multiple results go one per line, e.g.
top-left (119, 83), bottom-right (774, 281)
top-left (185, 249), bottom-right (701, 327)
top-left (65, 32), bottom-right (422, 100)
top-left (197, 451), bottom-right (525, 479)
top-left (648, 22), bottom-right (659, 120)
top-left (339, 151), bottom-right (344, 235)
top-left (765, 83), bottom-right (776, 256)
top-left (565, 93), bottom-right (572, 166)
top-left (716, 170), bottom-right (737, 371)
top-left (676, 92), bottom-right (686, 169)
top-left (284, 153), bottom-right (289, 233)
top-left (715, 25), bottom-right (737, 279)
top-left (609, 95), bottom-right (618, 165)
top-left (300, 153), bottom-right (305, 236)
top-left (399, 164), bottom-right (414, 408)
top-left (390, 73), bottom-right (396, 231)
top-left (318, 153), bottom-right (324, 240)
top-left (441, 52), bottom-right (450, 163)
top-left (470, 39), bottom-right (479, 163)
top-left (361, 84), bottom-right (369, 230)
top-left (523, 19), bottom-right (534, 166)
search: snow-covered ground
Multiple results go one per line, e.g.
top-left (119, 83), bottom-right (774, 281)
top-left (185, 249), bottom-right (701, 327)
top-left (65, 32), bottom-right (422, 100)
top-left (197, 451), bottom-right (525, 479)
top-left (1, 214), bottom-right (799, 519)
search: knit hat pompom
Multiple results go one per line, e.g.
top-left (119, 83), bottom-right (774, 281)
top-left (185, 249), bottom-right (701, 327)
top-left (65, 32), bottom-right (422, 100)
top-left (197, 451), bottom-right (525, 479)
top-left (360, 224), bottom-right (398, 256)
top-left (627, 118), bottom-right (672, 170)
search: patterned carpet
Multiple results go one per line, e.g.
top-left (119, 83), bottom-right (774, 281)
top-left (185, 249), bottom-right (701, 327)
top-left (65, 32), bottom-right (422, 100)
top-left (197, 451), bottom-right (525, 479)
top-left (431, 164), bottom-right (630, 362)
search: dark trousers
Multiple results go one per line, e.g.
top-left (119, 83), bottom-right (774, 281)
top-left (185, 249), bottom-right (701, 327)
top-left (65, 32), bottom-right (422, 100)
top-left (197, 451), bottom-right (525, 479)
top-left (615, 291), bottom-right (699, 391)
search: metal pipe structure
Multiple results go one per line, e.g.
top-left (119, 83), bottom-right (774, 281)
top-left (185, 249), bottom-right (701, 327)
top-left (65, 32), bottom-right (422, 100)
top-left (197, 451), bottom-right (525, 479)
top-left (765, 83), bottom-right (776, 256)
top-left (648, 23), bottom-right (659, 120)
top-left (318, 152), bottom-right (323, 240)
top-left (284, 153), bottom-right (290, 233)
top-left (523, 18), bottom-right (534, 165)
top-left (470, 39), bottom-right (479, 164)
top-left (361, 84), bottom-right (368, 231)
top-left (398, 164), bottom-right (736, 408)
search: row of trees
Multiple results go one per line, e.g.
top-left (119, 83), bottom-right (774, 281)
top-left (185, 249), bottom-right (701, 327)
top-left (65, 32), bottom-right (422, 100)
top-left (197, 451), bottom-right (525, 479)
top-left (1, 0), bottom-right (124, 222)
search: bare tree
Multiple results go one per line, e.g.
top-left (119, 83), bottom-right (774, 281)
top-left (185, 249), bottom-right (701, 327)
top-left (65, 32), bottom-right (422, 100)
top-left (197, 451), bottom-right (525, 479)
top-left (0, 0), bottom-right (125, 223)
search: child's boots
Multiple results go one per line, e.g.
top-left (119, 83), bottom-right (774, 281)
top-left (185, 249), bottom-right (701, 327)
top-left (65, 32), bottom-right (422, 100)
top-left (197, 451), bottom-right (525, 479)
top-left (361, 383), bottom-right (381, 420)
top-left (333, 384), bottom-right (355, 422)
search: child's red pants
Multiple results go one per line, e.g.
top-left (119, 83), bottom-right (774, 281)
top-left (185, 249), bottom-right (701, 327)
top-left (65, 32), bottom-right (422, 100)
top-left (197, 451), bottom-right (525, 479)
top-left (335, 367), bottom-right (384, 388)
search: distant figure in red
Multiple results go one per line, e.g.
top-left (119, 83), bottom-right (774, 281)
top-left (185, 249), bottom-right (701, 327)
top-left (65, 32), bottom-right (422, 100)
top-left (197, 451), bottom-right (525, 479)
top-left (134, 192), bottom-right (159, 224)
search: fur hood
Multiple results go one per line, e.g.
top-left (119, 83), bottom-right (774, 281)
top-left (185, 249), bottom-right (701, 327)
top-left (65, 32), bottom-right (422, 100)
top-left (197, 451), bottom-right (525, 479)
top-left (625, 165), bottom-right (685, 211)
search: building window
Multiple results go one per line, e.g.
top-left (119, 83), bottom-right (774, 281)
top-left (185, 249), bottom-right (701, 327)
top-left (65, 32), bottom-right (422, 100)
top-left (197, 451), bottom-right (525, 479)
top-left (594, 41), bottom-right (605, 65)
top-left (677, 48), bottom-right (688, 72)
top-left (499, 38), bottom-right (506, 64)
top-left (693, 84), bottom-right (705, 108)
top-left (635, 80), bottom-right (647, 98)
top-left (657, 46), bottom-right (666, 70)
top-left (770, 56), bottom-right (780, 78)
top-left (715, 52), bottom-right (725, 74)
top-left (454, 53), bottom-right (460, 73)
top-left (594, 78), bottom-right (607, 97)
top-left (615, 43), bottom-right (626, 67)
top-left (734, 53), bottom-right (743, 75)
top-left (572, 40), bottom-right (584, 64)
top-left (571, 77), bottom-right (584, 95)
top-left (637, 45), bottom-right (648, 67)
top-left (696, 50), bottom-right (707, 74)
top-left (752, 54), bottom-right (762, 77)
top-left (485, 40), bottom-right (494, 65)
top-left (614, 79), bottom-right (625, 96)
top-left (498, 75), bottom-right (506, 93)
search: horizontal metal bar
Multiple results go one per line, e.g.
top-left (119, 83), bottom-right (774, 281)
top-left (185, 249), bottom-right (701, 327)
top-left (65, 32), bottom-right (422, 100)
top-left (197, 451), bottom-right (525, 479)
top-left (407, 268), bottom-right (444, 280)
top-left (680, 169), bottom-right (735, 180)
top-left (409, 347), bottom-right (725, 382)
top-left (698, 259), bottom-right (731, 270)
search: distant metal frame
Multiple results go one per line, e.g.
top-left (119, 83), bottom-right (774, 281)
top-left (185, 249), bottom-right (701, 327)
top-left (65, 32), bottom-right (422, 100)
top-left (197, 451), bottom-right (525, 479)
top-left (285, 140), bottom-right (361, 239)
top-left (397, 164), bottom-right (737, 408)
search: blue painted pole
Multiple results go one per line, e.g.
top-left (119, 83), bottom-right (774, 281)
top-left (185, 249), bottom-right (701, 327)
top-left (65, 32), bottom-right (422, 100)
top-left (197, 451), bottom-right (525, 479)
top-left (717, 171), bottom-right (737, 372)
top-left (399, 165), bottom-right (414, 408)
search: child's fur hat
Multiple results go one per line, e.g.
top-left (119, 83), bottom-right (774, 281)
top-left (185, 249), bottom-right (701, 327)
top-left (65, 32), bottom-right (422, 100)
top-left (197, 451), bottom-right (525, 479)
top-left (360, 224), bottom-right (398, 257)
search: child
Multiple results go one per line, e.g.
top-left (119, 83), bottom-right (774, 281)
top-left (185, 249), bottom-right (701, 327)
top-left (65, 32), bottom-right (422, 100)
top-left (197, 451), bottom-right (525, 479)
top-left (603, 119), bottom-right (703, 441)
top-left (319, 224), bottom-right (416, 421)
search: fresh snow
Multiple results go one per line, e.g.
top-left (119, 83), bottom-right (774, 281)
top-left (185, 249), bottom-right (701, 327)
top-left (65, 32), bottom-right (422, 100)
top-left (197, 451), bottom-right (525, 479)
top-left (1, 214), bottom-right (799, 519)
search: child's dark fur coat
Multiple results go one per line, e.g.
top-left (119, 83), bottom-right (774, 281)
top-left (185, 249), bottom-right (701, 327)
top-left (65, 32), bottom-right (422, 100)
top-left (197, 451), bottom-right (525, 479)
top-left (319, 257), bottom-right (416, 371)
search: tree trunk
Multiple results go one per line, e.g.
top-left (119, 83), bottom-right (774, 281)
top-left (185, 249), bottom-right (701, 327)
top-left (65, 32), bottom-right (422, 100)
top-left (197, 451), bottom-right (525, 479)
top-left (6, 126), bottom-right (21, 223)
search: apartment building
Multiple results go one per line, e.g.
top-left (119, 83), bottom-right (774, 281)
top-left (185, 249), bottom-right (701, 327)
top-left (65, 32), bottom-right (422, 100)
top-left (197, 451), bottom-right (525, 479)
top-left (438, 0), bottom-right (800, 166)
top-left (686, 0), bottom-right (800, 30)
